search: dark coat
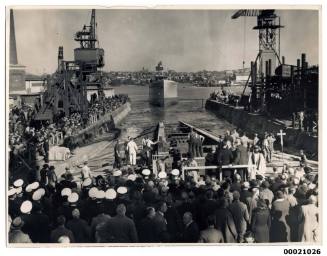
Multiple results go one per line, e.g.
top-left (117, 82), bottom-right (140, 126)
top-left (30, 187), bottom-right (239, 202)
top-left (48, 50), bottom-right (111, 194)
top-left (97, 215), bottom-right (138, 243)
top-left (165, 206), bottom-right (183, 242)
top-left (251, 208), bottom-right (271, 243)
top-left (66, 218), bottom-right (91, 243)
top-left (233, 145), bottom-right (248, 165)
top-left (181, 221), bottom-right (200, 243)
top-left (153, 212), bottom-right (169, 242)
top-left (214, 208), bottom-right (237, 243)
top-left (270, 199), bottom-right (291, 242)
top-left (218, 148), bottom-right (234, 166)
top-left (138, 217), bottom-right (156, 243)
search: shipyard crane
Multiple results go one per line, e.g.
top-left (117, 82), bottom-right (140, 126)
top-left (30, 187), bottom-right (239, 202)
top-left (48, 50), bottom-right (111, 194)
top-left (231, 9), bottom-right (284, 110)
top-left (35, 9), bottom-right (107, 121)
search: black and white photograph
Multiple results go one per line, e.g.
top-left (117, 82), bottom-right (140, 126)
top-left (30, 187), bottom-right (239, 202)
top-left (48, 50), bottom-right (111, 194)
top-left (5, 4), bottom-right (321, 248)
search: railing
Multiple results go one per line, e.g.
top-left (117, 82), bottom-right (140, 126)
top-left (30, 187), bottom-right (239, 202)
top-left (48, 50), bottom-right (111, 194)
top-left (181, 164), bottom-right (250, 180)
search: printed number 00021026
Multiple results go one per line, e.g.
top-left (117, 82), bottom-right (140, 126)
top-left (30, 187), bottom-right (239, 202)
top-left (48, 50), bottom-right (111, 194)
top-left (283, 249), bottom-right (321, 255)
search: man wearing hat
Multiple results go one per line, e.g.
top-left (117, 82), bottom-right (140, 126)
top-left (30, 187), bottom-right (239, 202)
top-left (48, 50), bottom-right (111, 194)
top-left (8, 217), bottom-right (32, 243)
top-left (8, 188), bottom-right (21, 218)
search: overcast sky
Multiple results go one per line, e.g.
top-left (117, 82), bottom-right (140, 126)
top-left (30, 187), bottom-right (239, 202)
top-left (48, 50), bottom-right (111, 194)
top-left (10, 8), bottom-right (319, 74)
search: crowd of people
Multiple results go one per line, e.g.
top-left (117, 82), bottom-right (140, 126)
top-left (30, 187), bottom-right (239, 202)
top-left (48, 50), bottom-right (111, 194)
top-left (8, 126), bottom-right (318, 244)
top-left (88, 94), bottom-right (129, 125)
top-left (209, 89), bottom-right (240, 106)
top-left (9, 95), bottom-right (129, 171)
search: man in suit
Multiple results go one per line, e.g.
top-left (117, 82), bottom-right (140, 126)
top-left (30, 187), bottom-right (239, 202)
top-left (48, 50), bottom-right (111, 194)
top-left (198, 215), bottom-right (224, 243)
top-left (228, 191), bottom-right (249, 243)
top-left (181, 212), bottom-right (200, 243)
top-left (233, 139), bottom-right (249, 180)
top-left (96, 204), bottom-right (138, 243)
top-left (218, 141), bottom-right (234, 179)
top-left (138, 207), bottom-right (157, 243)
top-left (152, 201), bottom-right (170, 242)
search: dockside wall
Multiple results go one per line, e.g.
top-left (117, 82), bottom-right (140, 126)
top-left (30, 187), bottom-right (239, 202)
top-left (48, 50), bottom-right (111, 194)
top-left (64, 101), bottom-right (131, 148)
top-left (205, 100), bottom-right (318, 156)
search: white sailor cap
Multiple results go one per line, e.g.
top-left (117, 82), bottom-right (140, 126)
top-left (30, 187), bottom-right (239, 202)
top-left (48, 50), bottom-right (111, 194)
top-left (142, 169), bottom-right (151, 176)
top-left (158, 172), bottom-right (167, 179)
top-left (82, 178), bottom-right (92, 187)
top-left (113, 170), bottom-right (122, 177)
top-left (95, 190), bottom-right (105, 199)
top-left (308, 183), bottom-right (316, 190)
top-left (32, 190), bottom-right (43, 201)
top-left (61, 188), bottom-right (72, 197)
top-left (105, 188), bottom-right (117, 200)
top-left (68, 192), bottom-right (79, 203)
top-left (127, 174), bottom-right (136, 181)
top-left (36, 188), bottom-right (46, 197)
top-left (88, 187), bottom-right (98, 198)
top-left (20, 200), bottom-right (33, 214)
top-left (171, 169), bottom-right (180, 176)
top-left (8, 187), bottom-right (17, 197)
top-left (25, 184), bottom-right (34, 193)
top-left (15, 187), bottom-right (23, 194)
top-left (31, 182), bottom-right (39, 190)
top-left (117, 186), bottom-right (128, 195)
top-left (13, 179), bottom-right (24, 188)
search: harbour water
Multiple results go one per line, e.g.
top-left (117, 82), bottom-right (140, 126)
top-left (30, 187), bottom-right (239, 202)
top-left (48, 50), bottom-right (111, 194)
top-left (114, 84), bottom-right (236, 140)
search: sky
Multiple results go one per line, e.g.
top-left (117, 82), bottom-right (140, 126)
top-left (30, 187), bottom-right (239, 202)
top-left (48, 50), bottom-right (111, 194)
top-left (10, 8), bottom-right (319, 74)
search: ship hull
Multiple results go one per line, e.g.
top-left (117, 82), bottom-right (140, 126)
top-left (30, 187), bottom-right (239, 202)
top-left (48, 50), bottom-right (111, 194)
top-left (149, 79), bottom-right (178, 107)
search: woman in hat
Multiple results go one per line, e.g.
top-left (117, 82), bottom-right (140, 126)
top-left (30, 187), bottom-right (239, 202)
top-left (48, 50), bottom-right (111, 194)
top-left (251, 198), bottom-right (271, 243)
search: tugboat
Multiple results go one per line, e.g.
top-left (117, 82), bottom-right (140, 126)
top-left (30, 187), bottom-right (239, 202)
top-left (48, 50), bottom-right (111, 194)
top-left (149, 61), bottom-right (178, 107)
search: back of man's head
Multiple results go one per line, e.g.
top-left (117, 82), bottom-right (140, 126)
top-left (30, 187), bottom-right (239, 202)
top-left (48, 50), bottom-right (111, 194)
top-left (57, 215), bottom-right (66, 226)
top-left (116, 204), bottom-right (126, 216)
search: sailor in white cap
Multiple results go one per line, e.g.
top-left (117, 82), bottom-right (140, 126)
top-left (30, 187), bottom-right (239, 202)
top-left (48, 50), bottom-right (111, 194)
top-left (8, 187), bottom-right (17, 198)
top-left (20, 200), bottom-right (33, 214)
top-left (25, 184), bottom-right (34, 193)
top-left (32, 189), bottom-right (43, 201)
top-left (171, 169), bottom-right (180, 177)
top-left (105, 188), bottom-right (117, 200)
top-left (67, 192), bottom-right (79, 205)
top-left (82, 177), bottom-right (92, 188)
top-left (13, 179), bottom-right (24, 188)
top-left (117, 186), bottom-right (128, 195)
top-left (127, 174), bottom-right (136, 181)
top-left (88, 187), bottom-right (99, 199)
top-left (95, 190), bottom-right (105, 202)
top-left (61, 188), bottom-right (72, 197)
top-left (158, 171), bottom-right (167, 180)
top-left (142, 169), bottom-right (151, 179)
